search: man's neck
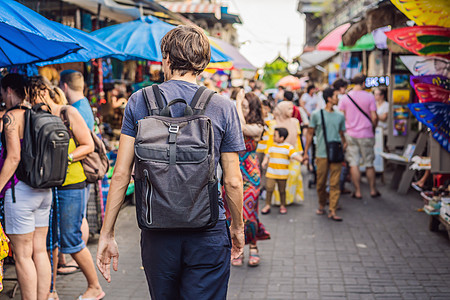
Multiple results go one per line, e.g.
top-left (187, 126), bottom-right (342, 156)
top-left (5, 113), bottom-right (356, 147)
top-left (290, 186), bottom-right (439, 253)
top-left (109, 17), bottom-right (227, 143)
top-left (325, 103), bottom-right (334, 112)
top-left (66, 91), bottom-right (85, 105)
top-left (353, 85), bottom-right (363, 91)
top-left (167, 73), bottom-right (197, 85)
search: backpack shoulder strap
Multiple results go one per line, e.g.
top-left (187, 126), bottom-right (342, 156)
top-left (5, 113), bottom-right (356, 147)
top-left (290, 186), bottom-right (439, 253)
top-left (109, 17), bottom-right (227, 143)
top-left (190, 86), bottom-right (216, 115)
top-left (60, 106), bottom-right (74, 139)
top-left (142, 85), bottom-right (165, 116)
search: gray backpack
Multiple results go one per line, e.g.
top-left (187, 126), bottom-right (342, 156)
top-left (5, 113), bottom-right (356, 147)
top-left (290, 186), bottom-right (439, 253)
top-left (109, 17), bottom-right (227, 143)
top-left (134, 85), bottom-right (219, 230)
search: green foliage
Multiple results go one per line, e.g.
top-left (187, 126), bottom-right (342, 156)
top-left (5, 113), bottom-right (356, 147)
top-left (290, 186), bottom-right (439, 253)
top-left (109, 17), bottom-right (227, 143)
top-left (262, 57), bottom-right (289, 89)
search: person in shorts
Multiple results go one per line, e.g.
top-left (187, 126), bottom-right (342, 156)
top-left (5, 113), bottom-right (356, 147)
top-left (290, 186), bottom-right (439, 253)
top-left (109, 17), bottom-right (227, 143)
top-left (338, 74), bottom-right (380, 199)
top-left (0, 73), bottom-right (53, 300)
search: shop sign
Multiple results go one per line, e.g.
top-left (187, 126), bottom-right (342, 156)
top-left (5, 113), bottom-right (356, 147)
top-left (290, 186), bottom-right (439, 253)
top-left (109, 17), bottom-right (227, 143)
top-left (365, 76), bottom-right (390, 88)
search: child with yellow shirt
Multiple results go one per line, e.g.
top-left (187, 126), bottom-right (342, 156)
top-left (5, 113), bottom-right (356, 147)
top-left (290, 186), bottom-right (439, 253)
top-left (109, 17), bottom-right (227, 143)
top-left (261, 127), bottom-right (303, 214)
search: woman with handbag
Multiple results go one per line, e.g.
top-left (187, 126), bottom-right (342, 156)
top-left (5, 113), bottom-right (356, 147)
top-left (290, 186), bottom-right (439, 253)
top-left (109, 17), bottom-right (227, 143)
top-left (303, 88), bottom-right (346, 221)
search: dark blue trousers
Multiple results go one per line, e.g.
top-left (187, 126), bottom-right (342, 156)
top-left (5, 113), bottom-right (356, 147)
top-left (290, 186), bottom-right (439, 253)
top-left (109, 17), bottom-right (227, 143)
top-left (141, 220), bottom-right (231, 300)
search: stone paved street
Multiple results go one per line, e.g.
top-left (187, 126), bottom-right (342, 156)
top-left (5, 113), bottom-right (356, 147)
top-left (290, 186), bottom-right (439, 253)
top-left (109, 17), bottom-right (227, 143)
top-left (2, 172), bottom-right (449, 299)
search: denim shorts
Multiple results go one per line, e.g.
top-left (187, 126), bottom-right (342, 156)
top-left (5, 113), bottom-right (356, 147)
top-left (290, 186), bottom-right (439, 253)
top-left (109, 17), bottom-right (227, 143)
top-left (48, 187), bottom-right (86, 254)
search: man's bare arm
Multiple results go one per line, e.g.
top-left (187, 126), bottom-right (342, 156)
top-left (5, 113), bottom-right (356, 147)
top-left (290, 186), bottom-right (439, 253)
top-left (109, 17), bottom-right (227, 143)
top-left (97, 134), bottom-right (135, 282)
top-left (221, 152), bottom-right (244, 259)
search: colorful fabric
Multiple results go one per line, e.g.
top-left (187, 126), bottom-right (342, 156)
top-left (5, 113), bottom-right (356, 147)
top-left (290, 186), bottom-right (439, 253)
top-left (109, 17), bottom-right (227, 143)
top-left (266, 142), bottom-right (299, 179)
top-left (0, 223), bottom-right (9, 292)
top-left (224, 137), bottom-right (270, 244)
top-left (260, 120), bottom-right (304, 205)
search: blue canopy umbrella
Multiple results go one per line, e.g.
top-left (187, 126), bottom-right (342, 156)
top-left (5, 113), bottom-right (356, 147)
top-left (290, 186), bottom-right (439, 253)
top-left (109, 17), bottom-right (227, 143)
top-left (37, 21), bottom-right (124, 66)
top-left (0, 0), bottom-right (82, 67)
top-left (91, 16), bottom-right (229, 63)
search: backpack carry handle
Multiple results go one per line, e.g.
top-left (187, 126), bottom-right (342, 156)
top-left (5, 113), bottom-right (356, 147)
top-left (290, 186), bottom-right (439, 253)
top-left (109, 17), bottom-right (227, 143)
top-left (160, 99), bottom-right (194, 117)
top-left (32, 103), bottom-right (50, 112)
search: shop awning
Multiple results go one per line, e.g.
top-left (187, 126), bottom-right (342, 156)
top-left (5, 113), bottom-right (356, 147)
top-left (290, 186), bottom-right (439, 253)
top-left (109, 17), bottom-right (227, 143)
top-left (299, 50), bottom-right (336, 69)
top-left (316, 23), bottom-right (351, 51)
top-left (339, 33), bottom-right (375, 52)
top-left (207, 37), bottom-right (256, 71)
top-left (62, 0), bottom-right (140, 22)
top-left (159, 2), bottom-right (220, 14)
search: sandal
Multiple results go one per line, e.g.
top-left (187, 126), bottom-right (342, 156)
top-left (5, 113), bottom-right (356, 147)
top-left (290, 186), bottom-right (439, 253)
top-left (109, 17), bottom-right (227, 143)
top-left (261, 205), bottom-right (271, 215)
top-left (316, 208), bottom-right (325, 215)
top-left (328, 213), bottom-right (343, 222)
top-left (57, 263), bottom-right (81, 275)
top-left (231, 254), bottom-right (244, 267)
top-left (279, 206), bottom-right (287, 214)
top-left (248, 247), bottom-right (260, 267)
top-left (77, 291), bottom-right (105, 300)
top-left (351, 192), bottom-right (362, 199)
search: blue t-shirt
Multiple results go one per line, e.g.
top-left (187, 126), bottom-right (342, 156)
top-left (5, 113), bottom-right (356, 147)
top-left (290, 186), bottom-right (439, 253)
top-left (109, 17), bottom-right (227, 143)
top-left (121, 80), bottom-right (245, 220)
top-left (72, 97), bottom-right (95, 130)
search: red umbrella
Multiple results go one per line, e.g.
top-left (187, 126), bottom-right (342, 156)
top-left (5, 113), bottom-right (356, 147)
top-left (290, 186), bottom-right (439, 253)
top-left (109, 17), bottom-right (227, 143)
top-left (316, 23), bottom-right (351, 51)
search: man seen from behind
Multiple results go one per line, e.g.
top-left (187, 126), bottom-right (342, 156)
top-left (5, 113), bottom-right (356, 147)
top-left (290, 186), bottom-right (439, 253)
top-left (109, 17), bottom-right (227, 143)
top-left (96, 25), bottom-right (245, 300)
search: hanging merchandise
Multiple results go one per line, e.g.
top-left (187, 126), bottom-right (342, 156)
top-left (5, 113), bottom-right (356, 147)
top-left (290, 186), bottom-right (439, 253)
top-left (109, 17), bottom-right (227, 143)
top-left (385, 26), bottom-right (450, 59)
top-left (345, 56), bottom-right (361, 79)
top-left (413, 84), bottom-right (450, 103)
top-left (399, 56), bottom-right (450, 77)
top-left (410, 75), bottom-right (450, 90)
top-left (392, 105), bottom-right (409, 136)
top-left (389, 0), bottom-right (450, 28)
top-left (408, 102), bottom-right (450, 153)
top-left (368, 50), bottom-right (384, 77)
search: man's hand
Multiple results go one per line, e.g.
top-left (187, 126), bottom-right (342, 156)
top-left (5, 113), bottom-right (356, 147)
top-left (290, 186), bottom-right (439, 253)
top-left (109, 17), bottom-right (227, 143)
top-left (302, 153), bottom-right (309, 165)
top-left (96, 233), bottom-right (119, 283)
top-left (229, 226), bottom-right (245, 260)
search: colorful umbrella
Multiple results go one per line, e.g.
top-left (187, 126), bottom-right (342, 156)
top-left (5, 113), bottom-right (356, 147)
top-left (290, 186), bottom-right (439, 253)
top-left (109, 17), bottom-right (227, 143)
top-left (91, 16), bottom-right (229, 63)
top-left (385, 26), bottom-right (450, 59)
top-left (277, 75), bottom-right (304, 90)
top-left (390, 0), bottom-right (450, 28)
top-left (338, 33), bottom-right (375, 52)
top-left (0, 0), bottom-right (82, 67)
top-left (413, 83), bottom-right (450, 104)
top-left (316, 23), bottom-right (350, 51)
top-left (400, 56), bottom-right (450, 77)
top-left (408, 102), bottom-right (450, 153)
top-left (37, 21), bottom-right (123, 66)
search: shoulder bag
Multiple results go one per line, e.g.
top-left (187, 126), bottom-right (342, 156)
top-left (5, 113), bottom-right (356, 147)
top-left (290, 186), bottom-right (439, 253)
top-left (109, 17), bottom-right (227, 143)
top-left (320, 109), bottom-right (344, 163)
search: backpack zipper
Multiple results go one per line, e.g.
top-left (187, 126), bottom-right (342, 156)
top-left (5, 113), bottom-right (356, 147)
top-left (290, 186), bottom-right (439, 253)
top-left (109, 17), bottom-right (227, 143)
top-left (143, 170), bottom-right (153, 225)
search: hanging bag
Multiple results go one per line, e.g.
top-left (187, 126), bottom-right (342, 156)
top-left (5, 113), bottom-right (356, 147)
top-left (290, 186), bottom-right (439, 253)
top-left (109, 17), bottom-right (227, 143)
top-left (320, 109), bottom-right (344, 163)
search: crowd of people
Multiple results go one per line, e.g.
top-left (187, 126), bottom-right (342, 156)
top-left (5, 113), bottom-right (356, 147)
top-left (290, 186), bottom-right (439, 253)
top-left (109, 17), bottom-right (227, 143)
top-left (0, 24), bottom-right (390, 300)
top-left (0, 71), bottom-right (104, 300)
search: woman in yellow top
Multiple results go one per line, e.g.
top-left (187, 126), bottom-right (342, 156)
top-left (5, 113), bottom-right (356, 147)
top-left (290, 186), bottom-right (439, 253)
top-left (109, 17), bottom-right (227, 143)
top-left (258, 101), bottom-right (304, 206)
top-left (27, 76), bottom-right (104, 300)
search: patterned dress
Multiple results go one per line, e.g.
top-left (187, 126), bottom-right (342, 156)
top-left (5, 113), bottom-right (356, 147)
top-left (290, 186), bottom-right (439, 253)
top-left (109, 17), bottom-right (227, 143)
top-left (225, 137), bottom-right (270, 244)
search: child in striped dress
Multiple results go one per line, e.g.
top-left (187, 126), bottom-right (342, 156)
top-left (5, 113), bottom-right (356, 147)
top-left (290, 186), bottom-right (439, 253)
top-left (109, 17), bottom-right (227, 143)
top-left (261, 127), bottom-right (303, 214)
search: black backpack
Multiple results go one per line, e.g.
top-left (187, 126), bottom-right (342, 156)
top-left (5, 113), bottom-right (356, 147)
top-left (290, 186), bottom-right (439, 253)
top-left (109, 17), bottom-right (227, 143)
top-left (14, 104), bottom-right (70, 189)
top-left (134, 85), bottom-right (218, 230)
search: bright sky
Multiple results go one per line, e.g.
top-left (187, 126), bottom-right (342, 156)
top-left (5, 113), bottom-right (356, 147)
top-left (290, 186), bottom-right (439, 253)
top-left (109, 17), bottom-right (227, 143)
top-left (222, 0), bottom-right (305, 68)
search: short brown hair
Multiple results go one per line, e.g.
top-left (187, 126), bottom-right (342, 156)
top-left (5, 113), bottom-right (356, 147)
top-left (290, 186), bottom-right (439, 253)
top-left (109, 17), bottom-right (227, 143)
top-left (60, 70), bottom-right (84, 92)
top-left (351, 74), bottom-right (366, 86)
top-left (160, 25), bottom-right (211, 76)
